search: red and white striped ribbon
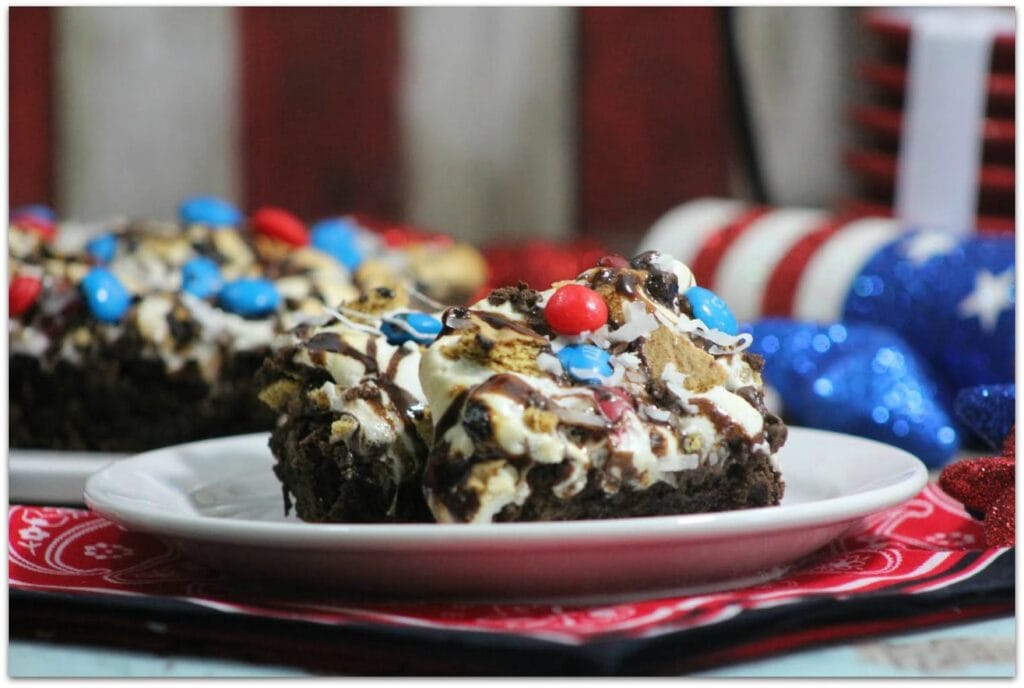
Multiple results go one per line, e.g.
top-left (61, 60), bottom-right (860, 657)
top-left (641, 198), bottom-right (902, 323)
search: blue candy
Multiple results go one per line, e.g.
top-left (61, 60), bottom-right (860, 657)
top-left (85, 233), bottom-right (117, 263)
top-left (311, 217), bottom-right (364, 270)
top-left (381, 312), bottom-right (443, 345)
top-left (11, 204), bottom-right (57, 222)
top-left (81, 267), bottom-right (131, 323)
top-left (219, 278), bottom-right (280, 317)
top-left (181, 256), bottom-right (223, 299)
top-left (685, 286), bottom-right (738, 335)
top-left (179, 196), bottom-right (242, 228)
top-left (556, 344), bottom-right (613, 384)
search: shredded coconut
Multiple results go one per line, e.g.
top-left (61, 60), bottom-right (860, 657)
top-left (602, 361), bottom-right (626, 386)
top-left (676, 317), bottom-right (752, 353)
top-left (607, 300), bottom-right (659, 343)
top-left (661, 363), bottom-right (699, 414)
top-left (319, 307), bottom-right (385, 337)
top-left (615, 352), bottom-right (641, 370)
top-left (554, 406), bottom-right (608, 429)
top-left (642, 404), bottom-right (671, 422)
top-left (537, 352), bottom-right (564, 376)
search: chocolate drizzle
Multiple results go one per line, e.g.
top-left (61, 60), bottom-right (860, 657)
top-left (435, 388), bottom-right (469, 442)
top-left (471, 310), bottom-right (542, 338)
top-left (736, 384), bottom-right (787, 452)
top-left (305, 332), bottom-right (378, 373)
top-left (385, 344), bottom-right (410, 379)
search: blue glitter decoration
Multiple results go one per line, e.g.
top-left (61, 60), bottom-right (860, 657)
top-left (954, 383), bottom-right (1015, 450)
top-left (557, 344), bottom-right (613, 384)
top-left (179, 196), bottom-right (242, 228)
top-left (181, 256), bottom-right (223, 299)
top-left (685, 286), bottom-right (738, 335)
top-left (747, 318), bottom-right (960, 467)
top-left (85, 233), bottom-right (117, 263)
top-left (219, 278), bottom-right (280, 317)
top-left (81, 267), bottom-right (131, 323)
top-left (311, 217), bottom-right (364, 270)
top-left (842, 231), bottom-right (1014, 390)
top-left (381, 312), bottom-right (443, 346)
top-left (11, 204), bottom-right (57, 222)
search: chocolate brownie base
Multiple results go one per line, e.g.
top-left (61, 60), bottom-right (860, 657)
top-left (257, 345), bottom-right (432, 523)
top-left (9, 351), bottom-right (275, 453)
top-left (494, 453), bottom-right (784, 522)
top-left (268, 414), bottom-right (432, 523)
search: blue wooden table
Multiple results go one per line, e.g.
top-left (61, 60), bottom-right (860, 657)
top-left (9, 616), bottom-right (1014, 677)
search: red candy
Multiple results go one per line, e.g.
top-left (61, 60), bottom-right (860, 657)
top-left (597, 254), bottom-right (630, 269)
top-left (545, 284), bottom-right (608, 335)
top-left (381, 226), bottom-right (452, 248)
top-left (251, 207), bottom-right (309, 246)
top-left (9, 275), bottom-right (42, 317)
top-left (12, 215), bottom-right (56, 242)
top-left (597, 387), bottom-right (633, 423)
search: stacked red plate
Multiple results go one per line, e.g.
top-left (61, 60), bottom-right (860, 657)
top-left (844, 8), bottom-right (1015, 234)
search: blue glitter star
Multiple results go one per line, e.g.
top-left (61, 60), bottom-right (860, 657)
top-left (747, 318), bottom-right (960, 468)
top-left (842, 231), bottom-right (1014, 390)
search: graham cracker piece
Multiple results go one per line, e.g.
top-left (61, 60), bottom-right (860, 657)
top-left (345, 284), bottom-right (409, 315)
top-left (643, 326), bottom-right (726, 393)
top-left (258, 378), bottom-right (302, 413)
top-left (524, 407), bottom-right (559, 433)
top-left (593, 283), bottom-right (627, 326)
top-left (590, 268), bottom-right (649, 327)
top-left (406, 243), bottom-right (488, 304)
top-left (355, 258), bottom-right (402, 292)
top-left (441, 313), bottom-right (548, 377)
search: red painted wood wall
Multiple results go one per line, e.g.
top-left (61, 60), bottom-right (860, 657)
top-left (10, 8), bottom-right (735, 234)
top-left (239, 7), bottom-right (400, 220)
top-left (578, 8), bottom-right (733, 245)
top-left (9, 7), bottom-right (54, 209)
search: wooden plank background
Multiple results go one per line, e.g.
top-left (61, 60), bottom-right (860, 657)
top-left (9, 7), bottom-right (861, 245)
top-left (240, 7), bottom-right (400, 221)
top-left (9, 7), bottom-right (54, 209)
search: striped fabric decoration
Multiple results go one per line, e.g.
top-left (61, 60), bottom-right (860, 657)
top-left (9, 7), bottom-right (737, 245)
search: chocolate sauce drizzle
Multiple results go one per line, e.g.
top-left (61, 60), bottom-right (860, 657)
top-left (306, 332), bottom-right (378, 373)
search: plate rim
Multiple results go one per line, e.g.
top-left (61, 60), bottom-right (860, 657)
top-left (83, 427), bottom-right (929, 547)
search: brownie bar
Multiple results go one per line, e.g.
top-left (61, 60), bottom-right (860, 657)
top-left (9, 206), bottom-right (487, 455)
top-left (495, 452), bottom-right (783, 522)
top-left (9, 350), bottom-right (274, 453)
top-left (268, 413), bottom-right (432, 523)
top-left (256, 325), bottom-right (433, 523)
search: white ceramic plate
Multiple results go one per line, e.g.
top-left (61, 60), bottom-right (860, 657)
top-left (84, 428), bottom-right (927, 601)
top-left (11, 450), bottom-right (126, 505)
